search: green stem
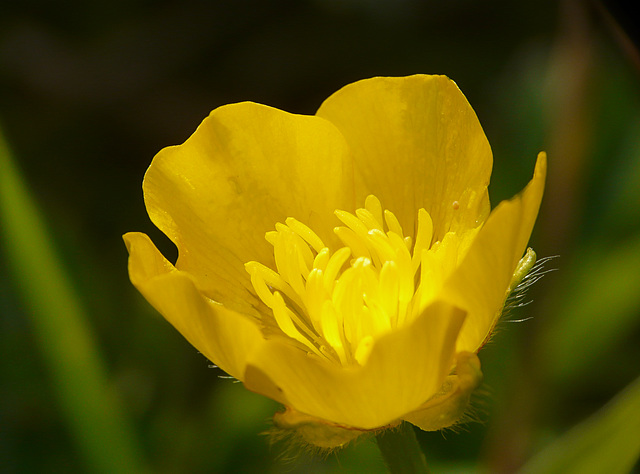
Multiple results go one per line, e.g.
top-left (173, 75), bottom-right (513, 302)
top-left (376, 423), bottom-right (431, 473)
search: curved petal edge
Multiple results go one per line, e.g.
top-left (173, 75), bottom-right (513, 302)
top-left (403, 351), bottom-right (483, 431)
top-left (124, 231), bottom-right (266, 380)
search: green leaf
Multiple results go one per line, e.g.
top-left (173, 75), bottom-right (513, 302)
top-left (520, 374), bottom-right (640, 474)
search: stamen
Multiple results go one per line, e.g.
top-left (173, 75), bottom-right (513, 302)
top-left (285, 217), bottom-right (325, 253)
top-left (355, 208), bottom-right (383, 231)
top-left (304, 268), bottom-right (325, 327)
top-left (364, 195), bottom-right (384, 228)
top-left (412, 209), bottom-right (434, 274)
top-left (271, 291), bottom-right (323, 357)
top-left (273, 228), bottom-right (307, 300)
top-left (379, 260), bottom-right (400, 327)
top-left (320, 301), bottom-right (349, 364)
top-left (245, 194), bottom-right (490, 367)
top-left (245, 261), bottom-right (301, 309)
top-left (323, 247), bottom-right (351, 293)
top-left (335, 209), bottom-right (370, 237)
top-left (384, 209), bottom-right (404, 239)
top-left (367, 228), bottom-right (397, 263)
top-left (334, 226), bottom-right (370, 260)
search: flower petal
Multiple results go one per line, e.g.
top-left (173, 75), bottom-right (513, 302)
top-left (403, 351), bottom-right (483, 431)
top-left (124, 231), bottom-right (265, 380)
top-left (316, 74), bottom-right (492, 241)
top-left (143, 102), bottom-right (353, 315)
top-left (444, 152), bottom-right (547, 353)
top-left (243, 300), bottom-right (466, 429)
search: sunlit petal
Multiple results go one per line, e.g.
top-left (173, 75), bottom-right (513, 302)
top-left (317, 75), bottom-right (492, 241)
top-left (143, 103), bottom-right (353, 315)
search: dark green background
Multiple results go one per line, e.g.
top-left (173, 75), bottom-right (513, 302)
top-left (2, 0), bottom-right (639, 472)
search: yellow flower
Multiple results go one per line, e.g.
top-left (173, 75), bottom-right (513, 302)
top-left (124, 75), bottom-right (546, 448)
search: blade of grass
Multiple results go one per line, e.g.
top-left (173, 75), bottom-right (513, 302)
top-left (0, 126), bottom-right (147, 473)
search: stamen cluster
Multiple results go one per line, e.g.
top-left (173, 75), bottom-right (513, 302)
top-left (246, 195), bottom-right (471, 366)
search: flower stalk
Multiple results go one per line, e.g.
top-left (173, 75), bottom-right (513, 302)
top-left (376, 423), bottom-right (430, 473)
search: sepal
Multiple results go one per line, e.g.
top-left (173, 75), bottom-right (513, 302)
top-left (403, 351), bottom-right (482, 431)
top-left (272, 407), bottom-right (376, 449)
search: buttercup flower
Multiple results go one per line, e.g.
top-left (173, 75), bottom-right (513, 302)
top-left (124, 75), bottom-right (546, 448)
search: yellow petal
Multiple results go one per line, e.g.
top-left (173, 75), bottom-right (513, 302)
top-left (124, 232), bottom-right (265, 380)
top-left (143, 102), bottom-right (353, 316)
top-left (403, 351), bottom-right (483, 431)
top-left (243, 300), bottom-right (466, 429)
top-left (445, 152), bottom-right (547, 353)
top-left (316, 74), bottom-right (492, 242)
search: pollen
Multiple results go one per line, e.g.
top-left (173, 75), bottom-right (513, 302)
top-left (245, 195), bottom-right (472, 366)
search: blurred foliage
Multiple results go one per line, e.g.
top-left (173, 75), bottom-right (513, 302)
top-left (1, 0), bottom-right (639, 472)
top-left (521, 374), bottom-right (640, 474)
top-left (0, 128), bottom-right (145, 473)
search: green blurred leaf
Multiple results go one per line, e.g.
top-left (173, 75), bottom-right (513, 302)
top-left (541, 234), bottom-right (640, 382)
top-left (0, 126), bottom-right (146, 473)
top-left (520, 374), bottom-right (640, 474)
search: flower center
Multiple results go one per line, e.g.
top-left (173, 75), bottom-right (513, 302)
top-left (245, 195), bottom-right (474, 366)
